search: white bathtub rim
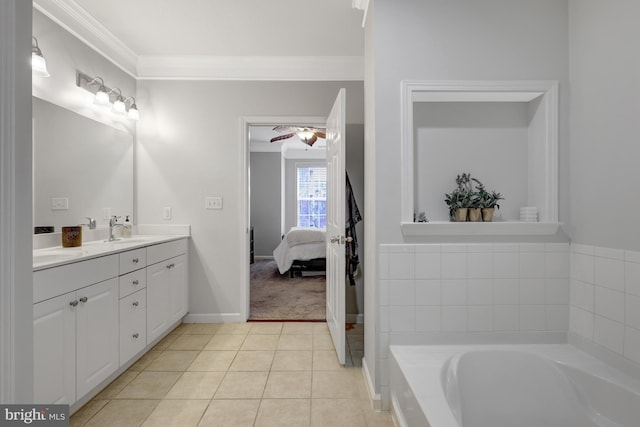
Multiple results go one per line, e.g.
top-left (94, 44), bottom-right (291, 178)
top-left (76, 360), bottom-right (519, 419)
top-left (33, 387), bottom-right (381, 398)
top-left (390, 343), bottom-right (640, 427)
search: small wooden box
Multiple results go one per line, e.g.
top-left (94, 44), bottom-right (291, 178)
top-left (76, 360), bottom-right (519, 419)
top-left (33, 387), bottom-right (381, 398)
top-left (61, 226), bottom-right (82, 247)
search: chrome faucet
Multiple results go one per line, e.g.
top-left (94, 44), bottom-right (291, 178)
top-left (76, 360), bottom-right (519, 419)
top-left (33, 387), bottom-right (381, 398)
top-left (107, 215), bottom-right (122, 241)
top-left (81, 217), bottom-right (97, 230)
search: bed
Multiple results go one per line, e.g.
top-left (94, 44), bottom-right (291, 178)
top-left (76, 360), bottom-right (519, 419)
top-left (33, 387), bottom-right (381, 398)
top-left (273, 227), bottom-right (326, 277)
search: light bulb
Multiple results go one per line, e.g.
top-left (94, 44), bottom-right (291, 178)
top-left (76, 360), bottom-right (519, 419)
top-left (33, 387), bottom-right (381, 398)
top-left (94, 87), bottom-right (110, 106)
top-left (112, 97), bottom-right (126, 114)
top-left (127, 105), bottom-right (140, 121)
top-left (31, 53), bottom-right (49, 77)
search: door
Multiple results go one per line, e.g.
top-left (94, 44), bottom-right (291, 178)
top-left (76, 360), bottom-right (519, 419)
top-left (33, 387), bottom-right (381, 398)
top-left (33, 292), bottom-right (76, 404)
top-left (325, 88), bottom-right (346, 364)
top-left (76, 278), bottom-right (119, 398)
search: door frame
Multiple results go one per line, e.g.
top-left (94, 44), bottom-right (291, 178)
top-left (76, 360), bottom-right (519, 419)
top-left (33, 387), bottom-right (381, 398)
top-left (239, 116), bottom-right (327, 321)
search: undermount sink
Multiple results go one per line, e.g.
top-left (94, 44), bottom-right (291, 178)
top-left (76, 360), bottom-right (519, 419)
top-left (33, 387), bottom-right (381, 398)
top-left (108, 237), bottom-right (156, 245)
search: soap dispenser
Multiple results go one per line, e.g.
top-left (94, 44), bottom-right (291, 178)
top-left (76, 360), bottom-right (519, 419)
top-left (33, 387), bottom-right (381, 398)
top-left (123, 215), bottom-right (132, 238)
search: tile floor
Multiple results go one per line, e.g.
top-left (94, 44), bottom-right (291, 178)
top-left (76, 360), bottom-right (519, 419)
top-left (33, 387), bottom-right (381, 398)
top-left (70, 322), bottom-right (393, 427)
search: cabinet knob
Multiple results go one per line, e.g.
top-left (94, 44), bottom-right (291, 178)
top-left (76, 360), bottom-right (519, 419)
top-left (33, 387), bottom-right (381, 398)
top-left (132, 280), bottom-right (139, 285)
top-left (166, 263), bottom-right (175, 269)
top-left (79, 296), bottom-right (88, 303)
top-left (132, 258), bottom-right (139, 263)
top-left (132, 333), bottom-right (139, 339)
top-left (69, 300), bottom-right (79, 307)
top-left (132, 301), bottom-right (139, 307)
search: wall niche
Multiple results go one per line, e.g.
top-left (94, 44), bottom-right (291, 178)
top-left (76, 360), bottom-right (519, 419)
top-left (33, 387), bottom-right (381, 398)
top-left (400, 81), bottom-right (559, 236)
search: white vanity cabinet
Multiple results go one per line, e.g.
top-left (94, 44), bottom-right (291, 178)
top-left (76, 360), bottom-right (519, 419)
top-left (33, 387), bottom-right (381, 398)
top-left (146, 239), bottom-right (188, 344)
top-left (118, 248), bottom-right (148, 364)
top-left (33, 255), bottom-right (119, 405)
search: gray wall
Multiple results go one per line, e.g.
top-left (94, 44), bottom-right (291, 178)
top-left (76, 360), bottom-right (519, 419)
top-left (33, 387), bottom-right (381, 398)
top-left (250, 152), bottom-right (281, 257)
top-left (568, 0), bottom-right (640, 251)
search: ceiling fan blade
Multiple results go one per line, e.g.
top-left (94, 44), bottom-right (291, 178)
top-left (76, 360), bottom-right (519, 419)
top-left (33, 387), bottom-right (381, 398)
top-left (270, 133), bottom-right (295, 142)
top-left (314, 131), bottom-right (326, 139)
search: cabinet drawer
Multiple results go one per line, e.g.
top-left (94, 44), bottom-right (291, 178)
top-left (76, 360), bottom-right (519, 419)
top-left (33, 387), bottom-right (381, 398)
top-left (119, 248), bottom-right (146, 275)
top-left (147, 239), bottom-right (188, 265)
top-left (34, 255), bottom-right (118, 304)
top-left (119, 269), bottom-right (146, 298)
top-left (119, 289), bottom-right (146, 365)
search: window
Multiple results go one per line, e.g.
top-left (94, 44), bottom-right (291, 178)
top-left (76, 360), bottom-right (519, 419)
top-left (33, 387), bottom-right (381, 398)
top-left (297, 165), bottom-right (326, 228)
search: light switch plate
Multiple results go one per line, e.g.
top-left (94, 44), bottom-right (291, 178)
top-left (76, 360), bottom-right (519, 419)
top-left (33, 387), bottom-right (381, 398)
top-left (205, 197), bottom-right (223, 210)
top-left (51, 197), bottom-right (69, 210)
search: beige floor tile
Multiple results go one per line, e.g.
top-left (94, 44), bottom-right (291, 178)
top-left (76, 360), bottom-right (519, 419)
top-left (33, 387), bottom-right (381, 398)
top-left (312, 333), bottom-right (335, 350)
top-left (312, 371), bottom-right (361, 399)
top-left (94, 371), bottom-right (139, 400)
top-left (249, 322), bottom-right (284, 335)
top-left (214, 371), bottom-right (269, 399)
top-left (141, 399), bottom-right (209, 427)
top-left (204, 334), bottom-right (245, 350)
top-left (165, 371), bottom-right (225, 399)
top-left (313, 323), bottom-right (329, 334)
top-left (311, 398), bottom-right (366, 427)
top-left (151, 332), bottom-right (180, 351)
top-left (215, 323), bottom-right (252, 334)
top-left (277, 334), bottom-right (313, 350)
top-left (271, 350), bottom-right (312, 371)
top-left (229, 350), bottom-right (275, 371)
top-left (282, 322), bottom-right (315, 334)
top-left (84, 399), bottom-right (159, 427)
top-left (116, 371), bottom-right (182, 399)
top-left (70, 399), bottom-right (109, 426)
top-left (145, 350), bottom-right (199, 371)
top-left (198, 399), bottom-right (260, 427)
top-left (128, 350), bottom-right (162, 372)
top-left (240, 334), bottom-right (280, 350)
top-left (254, 399), bottom-right (311, 427)
top-left (263, 371), bottom-right (311, 398)
top-left (180, 323), bottom-right (221, 335)
top-left (188, 350), bottom-right (236, 371)
top-left (313, 350), bottom-right (343, 371)
top-left (167, 334), bottom-right (212, 351)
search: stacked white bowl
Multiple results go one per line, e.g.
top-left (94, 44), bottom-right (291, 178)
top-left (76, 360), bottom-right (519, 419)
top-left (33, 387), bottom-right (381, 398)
top-left (520, 206), bottom-right (538, 222)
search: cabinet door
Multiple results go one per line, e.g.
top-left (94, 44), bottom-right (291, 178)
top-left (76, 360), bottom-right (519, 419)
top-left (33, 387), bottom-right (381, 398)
top-left (33, 292), bottom-right (76, 404)
top-left (76, 278), bottom-right (119, 398)
top-left (146, 261), bottom-right (171, 344)
top-left (169, 254), bottom-right (188, 324)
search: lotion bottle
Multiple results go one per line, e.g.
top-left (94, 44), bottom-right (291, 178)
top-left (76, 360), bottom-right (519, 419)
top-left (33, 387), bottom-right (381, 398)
top-left (123, 215), bottom-right (132, 238)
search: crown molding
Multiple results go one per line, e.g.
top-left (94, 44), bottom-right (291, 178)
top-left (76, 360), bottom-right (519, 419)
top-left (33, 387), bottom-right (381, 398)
top-left (34, 0), bottom-right (365, 81)
top-left (136, 55), bottom-right (364, 81)
top-left (33, 0), bottom-right (138, 77)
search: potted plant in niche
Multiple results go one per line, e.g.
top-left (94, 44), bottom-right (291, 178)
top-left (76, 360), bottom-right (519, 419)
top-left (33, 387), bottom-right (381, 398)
top-left (479, 188), bottom-right (504, 222)
top-left (444, 173), bottom-right (504, 222)
top-left (444, 189), bottom-right (469, 222)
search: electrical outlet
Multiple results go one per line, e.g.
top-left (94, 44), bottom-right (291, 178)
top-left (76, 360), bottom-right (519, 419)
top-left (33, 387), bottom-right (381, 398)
top-left (163, 207), bottom-right (172, 220)
top-left (51, 197), bottom-right (69, 210)
top-left (205, 197), bottom-right (223, 210)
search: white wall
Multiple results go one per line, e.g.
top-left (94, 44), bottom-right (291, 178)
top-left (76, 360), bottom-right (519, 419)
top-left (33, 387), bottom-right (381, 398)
top-left (567, 0), bottom-right (640, 376)
top-left (366, 0), bottom-right (570, 405)
top-left (0, 0), bottom-right (33, 404)
top-left (136, 80), bottom-right (364, 321)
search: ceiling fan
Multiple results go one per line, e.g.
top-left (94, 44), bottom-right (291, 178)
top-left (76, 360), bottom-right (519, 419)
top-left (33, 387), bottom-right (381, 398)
top-left (270, 125), bottom-right (326, 147)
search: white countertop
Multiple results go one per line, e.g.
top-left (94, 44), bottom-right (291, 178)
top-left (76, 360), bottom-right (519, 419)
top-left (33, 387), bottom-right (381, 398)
top-left (33, 234), bottom-right (189, 271)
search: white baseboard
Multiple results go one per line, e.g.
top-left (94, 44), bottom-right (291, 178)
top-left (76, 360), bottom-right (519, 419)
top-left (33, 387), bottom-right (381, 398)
top-left (362, 357), bottom-right (383, 411)
top-left (347, 313), bottom-right (364, 324)
top-left (184, 313), bottom-right (245, 323)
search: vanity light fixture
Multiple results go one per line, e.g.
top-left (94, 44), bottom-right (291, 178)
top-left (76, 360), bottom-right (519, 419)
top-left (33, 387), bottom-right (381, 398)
top-left (124, 97), bottom-right (140, 121)
top-left (31, 36), bottom-right (50, 77)
top-left (110, 88), bottom-right (127, 114)
top-left (76, 71), bottom-right (139, 119)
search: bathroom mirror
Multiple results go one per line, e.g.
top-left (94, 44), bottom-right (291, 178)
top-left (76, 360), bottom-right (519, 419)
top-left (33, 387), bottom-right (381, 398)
top-left (33, 97), bottom-right (133, 232)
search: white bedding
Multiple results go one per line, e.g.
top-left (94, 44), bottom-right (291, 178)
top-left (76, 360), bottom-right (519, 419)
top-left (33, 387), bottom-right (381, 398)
top-left (273, 227), bottom-right (326, 274)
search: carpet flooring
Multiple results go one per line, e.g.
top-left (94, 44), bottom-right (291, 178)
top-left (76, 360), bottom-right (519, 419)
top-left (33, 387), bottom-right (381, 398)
top-left (249, 259), bottom-right (326, 321)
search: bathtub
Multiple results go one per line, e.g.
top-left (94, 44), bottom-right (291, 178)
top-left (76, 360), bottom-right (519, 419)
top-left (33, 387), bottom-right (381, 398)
top-left (390, 344), bottom-right (640, 427)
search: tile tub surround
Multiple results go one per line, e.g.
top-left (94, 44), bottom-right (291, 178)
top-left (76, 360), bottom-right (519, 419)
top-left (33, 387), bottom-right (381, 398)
top-left (569, 244), bottom-right (640, 368)
top-left (69, 322), bottom-right (393, 427)
top-left (377, 242), bottom-right (570, 404)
